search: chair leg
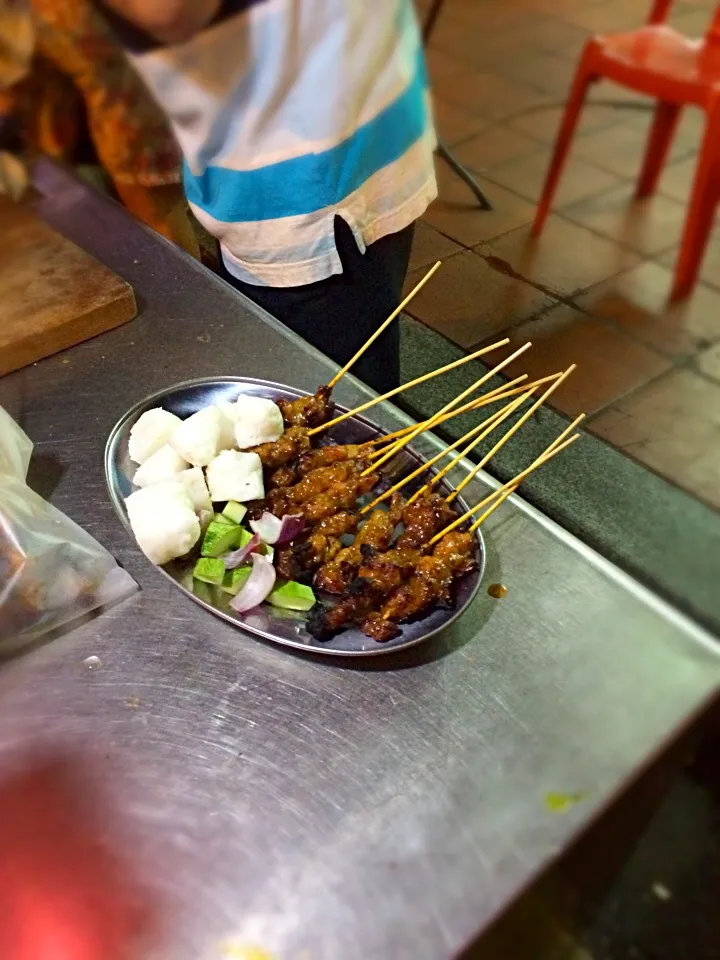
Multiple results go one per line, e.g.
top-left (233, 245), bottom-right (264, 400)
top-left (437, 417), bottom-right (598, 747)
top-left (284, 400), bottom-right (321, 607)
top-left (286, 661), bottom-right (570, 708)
top-left (670, 108), bottom-right (720, 301)
top-left (636, 101), bottom-right (682, 198)
top-left (532, 48), bottom-right (598, 236)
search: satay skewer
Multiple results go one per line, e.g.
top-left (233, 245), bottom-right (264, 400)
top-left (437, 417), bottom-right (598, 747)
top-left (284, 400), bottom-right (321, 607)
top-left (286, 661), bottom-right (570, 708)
top-left (363, 375), bottom-right (530, 459)
top-left (429, 425), bottom-right (583, 546)
top-left (446, 364), bottom-right (576, 505)
top-left (363, 371), bottom-right (563, 449)
top-left (360, 391), bottom-right (531, 514)
top-left (405, 372), bottom-right (565, 505)
top-left (308, 338), bottom-right (512, 437)
top-left (467, 414), bottom-right (586, 531)
top-left (327, 261), bottom-right (442, 390)
top-left (364, 342), bottom-right (533, 477)
top-left (310, 418), bottom-right (581, 640)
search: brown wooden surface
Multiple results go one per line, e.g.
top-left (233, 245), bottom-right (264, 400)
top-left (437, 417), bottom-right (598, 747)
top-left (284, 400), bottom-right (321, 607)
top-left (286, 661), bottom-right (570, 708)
top-left (0, 197), bottom-right (137, 376)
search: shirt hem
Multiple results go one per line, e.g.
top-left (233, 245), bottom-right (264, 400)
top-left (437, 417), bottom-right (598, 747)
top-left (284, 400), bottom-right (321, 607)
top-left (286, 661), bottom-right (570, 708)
top-left (219, 176), bottom-right (438, 288)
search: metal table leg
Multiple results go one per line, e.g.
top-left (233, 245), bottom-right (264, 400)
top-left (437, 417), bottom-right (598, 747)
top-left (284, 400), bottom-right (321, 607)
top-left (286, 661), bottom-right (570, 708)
top-left (423, 0), bottom-right (493, 211)
top-left (437, 140), bottom-right (493, 209)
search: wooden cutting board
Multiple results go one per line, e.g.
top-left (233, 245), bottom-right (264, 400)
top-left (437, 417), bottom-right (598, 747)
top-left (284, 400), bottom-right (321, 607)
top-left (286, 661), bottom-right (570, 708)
top-left (0, 197), bottom-right (137, 376)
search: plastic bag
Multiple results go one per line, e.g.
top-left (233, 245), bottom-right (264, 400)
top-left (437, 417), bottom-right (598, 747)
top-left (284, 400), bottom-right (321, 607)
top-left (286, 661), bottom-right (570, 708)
top-left (0, 406), bottom-right (137, 646)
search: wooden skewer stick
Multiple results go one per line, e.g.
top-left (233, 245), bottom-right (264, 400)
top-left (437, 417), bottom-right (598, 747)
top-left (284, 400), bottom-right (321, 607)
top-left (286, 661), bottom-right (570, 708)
top-left (467, 484), bottom-right (518, 533)
top-left (364, 374), bottom-right (530, 454)
top-left (361, 411), bottom-right (508, 514)
top-left (363, 341), bottom-right (533, 477)
top-left (404, 390), bottom-right (533, 507)
top-left (428, 432), bottom-right (581, 546)
top-left (309, 337), bottom-right (511, 437)
top-left (405, 371), bottom-right (564, 503)
top-left (468, 413), bottom-right (586, 533)
top-left (360, 391), bottom-right (530, 514)
top-left (326, 261), bottom-right (442, 390)
top-left (446, 365), bottom-right (575, 504)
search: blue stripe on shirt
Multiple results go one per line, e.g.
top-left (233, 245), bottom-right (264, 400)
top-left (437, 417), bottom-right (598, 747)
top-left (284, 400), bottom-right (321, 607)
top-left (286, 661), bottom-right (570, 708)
top-left (183, 53), bottom-right (429, 223)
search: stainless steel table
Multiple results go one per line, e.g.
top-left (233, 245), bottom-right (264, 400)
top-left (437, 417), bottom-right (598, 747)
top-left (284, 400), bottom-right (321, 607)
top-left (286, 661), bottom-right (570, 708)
top-left (0, 162), bottom-right (718, 960)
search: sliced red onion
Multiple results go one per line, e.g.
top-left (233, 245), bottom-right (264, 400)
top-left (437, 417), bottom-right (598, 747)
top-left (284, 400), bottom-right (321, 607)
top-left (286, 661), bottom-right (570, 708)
top-left (223, 533), bottom-right (262, 569)
top-left (250, 511), bottom-right (305, 545)
top-left (249, 511), bottom-right (283, 544)
top-left (229, 553), bottom-right (276, 613)
top-left (274, 513), bottom-right (306, 545)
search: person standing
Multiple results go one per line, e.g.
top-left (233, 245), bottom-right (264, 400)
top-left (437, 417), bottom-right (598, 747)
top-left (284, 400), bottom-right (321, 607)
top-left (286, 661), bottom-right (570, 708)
top-left (2, 0), bottom-right (200, 256)
top-left (96, 0), bottom-right (437, 393)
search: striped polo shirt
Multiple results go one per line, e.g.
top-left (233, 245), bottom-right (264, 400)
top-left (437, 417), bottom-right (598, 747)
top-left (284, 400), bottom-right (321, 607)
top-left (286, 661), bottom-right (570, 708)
top-left (107, 0), bottom-right (437, 287)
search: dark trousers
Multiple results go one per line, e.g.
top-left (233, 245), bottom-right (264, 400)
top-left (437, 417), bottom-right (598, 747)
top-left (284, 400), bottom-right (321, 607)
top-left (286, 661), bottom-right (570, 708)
top-left (216, 217), bottom-right (415, 395)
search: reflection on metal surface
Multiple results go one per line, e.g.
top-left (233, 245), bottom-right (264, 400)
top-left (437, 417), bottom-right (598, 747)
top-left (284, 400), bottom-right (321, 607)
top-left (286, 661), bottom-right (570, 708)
top-left (105, 377), bottom-right (485, 657)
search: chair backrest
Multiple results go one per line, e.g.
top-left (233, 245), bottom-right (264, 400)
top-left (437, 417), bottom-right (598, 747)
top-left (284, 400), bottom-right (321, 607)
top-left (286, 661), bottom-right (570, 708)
top-left (649, 1), bottom-right (720, 45)
top-left (647, 0), bottom-right (673, 25)
top-left (707, 5), bottom-right (720, 45)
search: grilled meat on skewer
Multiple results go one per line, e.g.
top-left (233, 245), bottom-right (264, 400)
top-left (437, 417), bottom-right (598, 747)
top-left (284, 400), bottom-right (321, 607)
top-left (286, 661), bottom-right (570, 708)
top-left (362, 532), bottom-right (477, 642)
top-left (309, 491), bottom-right (458, 595)
top-left (313, 494), bottom-right (406, 594)
top-left (306, 546), bottom-right (418, 640)
top-left (274, 511), bottom-right (359, 581)
top-left (395, 492), bottom-right (459, 549)
top-left (277, 386), bottom-right (332, 429)
top-left (267, 459), bottom-right (371, 516)
top-left (303, 473), bottom-right (379, 523)
top-left (251, 425), bottom-right (311, 470)
top-left (297, 443), bottom-right (371, 475)
top-left (267, 464), bottom-right (299, 489)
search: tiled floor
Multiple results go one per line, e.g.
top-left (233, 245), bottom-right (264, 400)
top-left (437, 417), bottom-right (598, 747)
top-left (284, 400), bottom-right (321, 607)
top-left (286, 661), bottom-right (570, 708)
top-left (408, 0), bottom-right (720, 511)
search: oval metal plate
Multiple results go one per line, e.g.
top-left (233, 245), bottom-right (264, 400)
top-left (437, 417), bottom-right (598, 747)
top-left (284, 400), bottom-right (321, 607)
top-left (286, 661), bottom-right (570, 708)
top-left (105, 378), bottom-right (485, 657)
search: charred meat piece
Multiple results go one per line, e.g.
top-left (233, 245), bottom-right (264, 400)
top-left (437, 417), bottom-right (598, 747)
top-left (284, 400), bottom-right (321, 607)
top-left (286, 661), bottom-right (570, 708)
top-left (396, 493), bottom-right (458, 549)
top-left (303, 472), bottom-right (379, 523)
top-left (306, 546), bottom-right (417, 640)
top-left (293, 510), bottom-right (358, 568)
top-left (361, 532), bottom-right (476, 640)
top-left (313, 493), bottom-right (405, 595)
top-left (274, 545), bottom-right (301, 581)
top-left (277, 386), bottom-right (332, 429)
top-left (267, 464), bottom-right (298, 489)
top-left (275, 510), bottom-right (359, 581)
top-left (296, 534), bottom-right (344, 570)
top-left (267, 460), bottom-right (368, 513)
top-left (267, 459), bottom-right (369, 517)
top-left (297, 443), bottom-right (368, 475)
top-left (251, 425), bottom-right (311, 470)
top-left (310, 511), bottom-right (359, 538)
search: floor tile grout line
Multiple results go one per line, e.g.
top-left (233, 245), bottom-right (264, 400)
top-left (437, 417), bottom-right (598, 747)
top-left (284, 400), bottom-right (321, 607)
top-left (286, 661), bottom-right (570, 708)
top-left (479, 168), bottom-right (633, 213)
top-left (551, 208), bottom-right (685, 262)
top-left (562, 294), bottom-right (690, 363)
top-left (421, 215), bottom-right (539, 254)
top-left (582, 363), bottom-right (689, 424)
top-left (470, 244), bottom-right (619, 312)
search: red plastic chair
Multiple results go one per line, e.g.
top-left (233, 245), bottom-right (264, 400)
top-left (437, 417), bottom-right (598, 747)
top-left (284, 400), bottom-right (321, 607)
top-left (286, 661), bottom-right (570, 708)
top-left (532, 1), bottom-right (720, 301)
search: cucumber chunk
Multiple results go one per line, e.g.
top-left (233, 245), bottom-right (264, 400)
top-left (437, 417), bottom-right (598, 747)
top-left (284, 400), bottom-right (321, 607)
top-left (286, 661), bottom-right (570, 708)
top-left (219, 565), bottom-right (253, 596)
top-left (223, 500), bottom-right (248, 524)
top-left (267, 580), bottom-right (316, 612)
top-left (193, 557), bottom-right (226, 585)
top-left (201, 520), bottom-right (242, 557)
